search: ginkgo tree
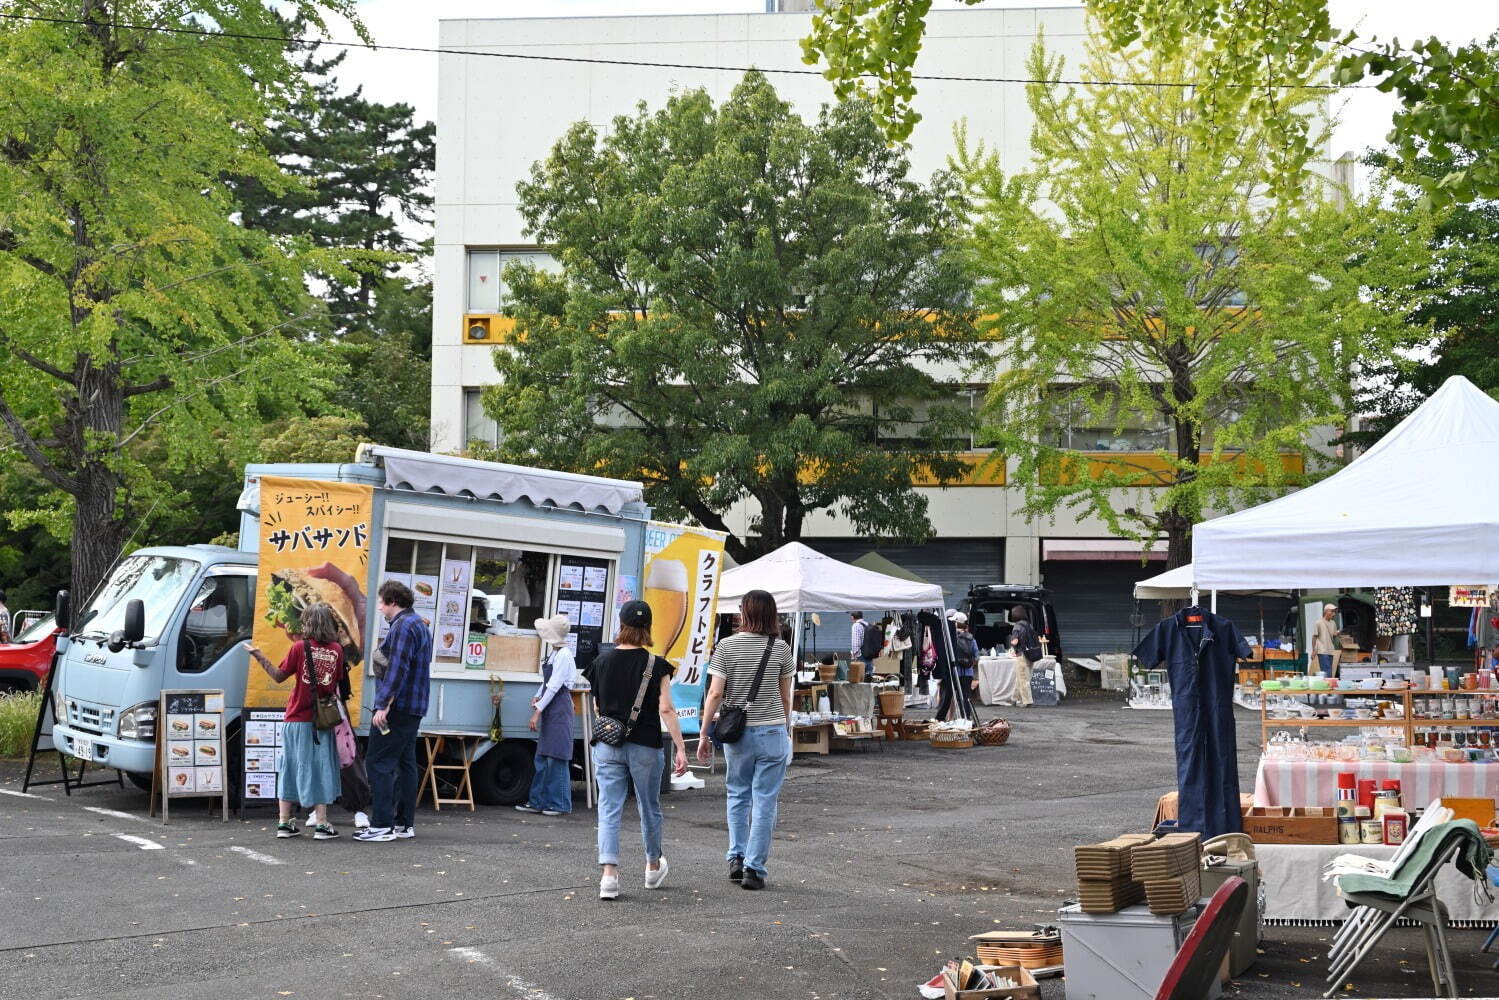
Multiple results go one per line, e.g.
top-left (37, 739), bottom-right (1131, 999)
top-left (0, 2), bottom-right (371, 602)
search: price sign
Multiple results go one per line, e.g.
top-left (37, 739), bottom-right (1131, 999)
top-left (465, 635), bottom-right (488, 669)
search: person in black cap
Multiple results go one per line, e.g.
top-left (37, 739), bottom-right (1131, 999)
top-left (583, 599), bottom-right (689, 901)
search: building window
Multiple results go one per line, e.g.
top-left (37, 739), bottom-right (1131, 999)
top-left (466, 249), bottom-right (561, 313)
top-left (464, 388), bottom-right (500, 448)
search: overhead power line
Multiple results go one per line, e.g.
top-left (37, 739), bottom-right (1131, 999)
top-left (0, 11), bottom-right (1367, 91)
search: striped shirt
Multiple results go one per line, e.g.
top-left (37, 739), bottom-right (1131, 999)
top-left (708, 632), bottom-right (795, 727)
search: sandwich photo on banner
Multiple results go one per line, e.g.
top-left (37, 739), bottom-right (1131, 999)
top-left (248, 476), bottom-right (374, 709)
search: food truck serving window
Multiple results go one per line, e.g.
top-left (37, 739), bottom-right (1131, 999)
top-left (378, 534), bottom-right (614, 676)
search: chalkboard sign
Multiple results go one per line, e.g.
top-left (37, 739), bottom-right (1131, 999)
top-left (555, 555), bottom-right (611, 672)
top-left (153, 689), bottom-right (228, 823)
top-left (1030, 659), bottom-right (1059, 707)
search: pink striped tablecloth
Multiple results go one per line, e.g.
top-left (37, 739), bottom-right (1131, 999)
top-left (1253, 757), bottom-right (1499, 809)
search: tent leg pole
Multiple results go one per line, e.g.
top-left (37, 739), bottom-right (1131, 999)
top-left (1211, 590), bottom-right (1218, 613)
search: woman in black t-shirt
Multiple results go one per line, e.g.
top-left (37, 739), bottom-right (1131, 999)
top-left (584, 600), bottom-right (688, 901)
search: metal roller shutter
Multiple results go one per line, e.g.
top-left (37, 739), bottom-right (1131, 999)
top-left (1043, 560), bottom-right (1297, 659)
top-left (805, 538), bottom-right (1003, 612)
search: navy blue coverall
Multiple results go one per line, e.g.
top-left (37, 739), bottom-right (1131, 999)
top-left (1132, 608), bottom-right (1252, 839)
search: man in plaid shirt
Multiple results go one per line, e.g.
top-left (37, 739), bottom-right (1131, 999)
top-left (356, 580), bottom-right (433, 843)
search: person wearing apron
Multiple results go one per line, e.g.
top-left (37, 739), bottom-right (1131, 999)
top-left (517, 613), bottom-right (576, 816)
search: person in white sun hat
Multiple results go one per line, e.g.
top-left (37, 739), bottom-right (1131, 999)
top-left (515, 613), bottom-right (577, 817)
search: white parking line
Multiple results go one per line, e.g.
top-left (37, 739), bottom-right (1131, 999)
top-left (447, 948), bottom-right (558, 999)
top-left (227, 845), bottom-right (284, 866)
top-left (0, 788), bottom-right (42, 799)
top-left (112, 833), bottom-right (164, 851)
top-left (84, 806), bottom-right (148, 823)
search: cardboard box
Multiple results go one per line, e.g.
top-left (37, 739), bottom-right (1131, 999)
top-left (1439, 797), bottom-right (1497, 828)
top-left (1242, 806), bottom-right (1338, 845)
top-left (943, 965), bottom-right (1040, 1000)
top-left (485, 634), bottom-right (541, 672)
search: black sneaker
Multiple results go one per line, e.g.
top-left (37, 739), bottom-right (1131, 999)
top-left (741, 869), bottom-right (766, 890)
top-left (313, 823), bottom-right (338, 840)
top-left (728, 856), bottom-right (744, 882)
top-left (275, 821), bottom-right (300, 839)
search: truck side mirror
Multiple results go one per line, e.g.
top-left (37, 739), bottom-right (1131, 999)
top-left (124, 599), bottom-right (145, 644)
top-left (55, 589), bottom-right (71, 631)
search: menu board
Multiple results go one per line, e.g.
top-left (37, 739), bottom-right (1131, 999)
top-left (156, 690), bottom-right (227, 822)
top-left (555, 556), bottom-right (611, 671)
top-left (435, 556), bottom-right (471, 659)
top-left (242, 708), bottom-right (286, 803)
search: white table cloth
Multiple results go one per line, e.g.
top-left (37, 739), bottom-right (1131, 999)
top-left (976, 656), bottom-right (1017, 705)
top-left (1253, 757), bottom-right (1499, 809)
top-left (1257, 843), bottom-right (1496, 924)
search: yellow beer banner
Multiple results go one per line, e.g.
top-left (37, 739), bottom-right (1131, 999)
top-left (247, 476), bottom-right (374, 709)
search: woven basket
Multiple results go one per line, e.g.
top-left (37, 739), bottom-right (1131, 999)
top-left (974, 719), bottom-right (1011, 747)
top-left (930, 730), bottom-right (974, 750)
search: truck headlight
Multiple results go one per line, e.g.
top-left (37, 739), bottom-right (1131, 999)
top-left (52, 688), bottom-right (65, 722)
top-left (118, 702), bottom-right (157, 740)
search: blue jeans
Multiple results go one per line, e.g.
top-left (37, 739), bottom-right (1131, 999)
top-left (593, 741), bottom-right (664, 866)
top-left (528, 754), bottom-right (572, 813)
top-left (1317, 653), bottom-right (1333, 677)
top-left (366, 708), bottom-right (421, 830)
top-left (722, 724), bottom-right (791, 878)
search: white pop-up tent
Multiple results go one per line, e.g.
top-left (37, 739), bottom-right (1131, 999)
top-left (1132, 563), bottom-right (1197, 601)
top-left (1194, 376), bottom-right (1499, 590)
top-left (717, 541), bottom-right (944, 613)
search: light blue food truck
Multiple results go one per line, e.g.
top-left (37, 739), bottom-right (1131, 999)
top-left (49, 445), bottom-right (659, 805)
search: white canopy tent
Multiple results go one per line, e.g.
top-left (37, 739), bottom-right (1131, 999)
top-left (1194, 376), bottom-right (1499, 590)
top-left (1132, 563), bottom-right (1197, 601)
top-left (717, 541), bottom-right (944, 614)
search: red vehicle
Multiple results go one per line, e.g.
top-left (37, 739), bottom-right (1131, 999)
top-left (0, 614), bottom-right (60, 693)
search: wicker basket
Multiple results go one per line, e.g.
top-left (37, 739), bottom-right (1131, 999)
top-left (877, 690), bottom-right (905, 716)
top-left (930, 730), bottom-right (974, 749)
top-left (974, 718), bottom-right (1011, 747)
top-left (976, 942), bottom-right (1063, 969)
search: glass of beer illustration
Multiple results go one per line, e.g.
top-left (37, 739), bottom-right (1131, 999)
top-left (644, 559), bottom-right (689, 654)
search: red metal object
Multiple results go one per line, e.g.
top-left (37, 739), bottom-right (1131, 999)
top-left (1152, 875), bottom-right (1248, 1000)
top-left (0, 620), bottom-right (60, 692)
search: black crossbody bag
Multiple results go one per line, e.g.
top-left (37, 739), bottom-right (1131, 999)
top-left (591, 656), bottom-right (658, 747)
top-left (713, 636), bottom-right (776, 745)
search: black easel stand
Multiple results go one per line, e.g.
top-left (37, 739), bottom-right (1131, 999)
top-left (22, 649), bottom-right (124, 794)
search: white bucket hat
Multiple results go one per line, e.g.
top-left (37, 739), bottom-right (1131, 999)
top-left (535, 613), bottom-right (570, 647)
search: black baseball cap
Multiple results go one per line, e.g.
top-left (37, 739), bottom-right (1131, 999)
top-left (619, 599), bottom-right (652, 627)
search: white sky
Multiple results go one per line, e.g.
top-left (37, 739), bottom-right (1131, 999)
top-left (328, 0), bottom-right (1495, 169)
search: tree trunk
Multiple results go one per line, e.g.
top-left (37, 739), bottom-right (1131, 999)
top-left (71, 458), bottom-right (126, 606)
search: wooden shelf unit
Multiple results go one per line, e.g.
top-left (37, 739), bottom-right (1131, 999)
top-left (1259, 688), bottom-right (1499, 748)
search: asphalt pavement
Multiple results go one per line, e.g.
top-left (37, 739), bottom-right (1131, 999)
top-left (1, 698), bottom-right (1494, 1000)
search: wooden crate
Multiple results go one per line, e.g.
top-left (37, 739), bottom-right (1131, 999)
top-left (1242, 806), bottom-right (1338, 845)
top-left (792, 723), bottom-right (831, 756)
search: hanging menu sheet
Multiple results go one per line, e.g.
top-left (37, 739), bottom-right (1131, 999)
top-left (554, 556), bottom-right (611, 671)
top-left (242, 708), bottom-right (285, 801)
top-left (435, 556), bottom-right (472, 659)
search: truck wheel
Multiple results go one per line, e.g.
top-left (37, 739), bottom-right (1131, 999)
top-left (471, 740), bottom-right (534, 806)
top-left (125, 770), bottom-right (153, 792)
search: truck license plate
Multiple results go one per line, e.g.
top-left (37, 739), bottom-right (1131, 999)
top-left (72, 739), bottom-right (94, 761)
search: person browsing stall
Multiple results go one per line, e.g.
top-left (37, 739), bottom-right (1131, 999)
top-left (697, 589), bottom-right (796, 890)
top-left (356, 580), bottom-right (433, 843)
top-left (1312, 603), bottom-right (1339, 677)
top-left (585, 600), bottom-right (689, 900)
top-left (243, 603), bottom-right (346, 840)
top-left (516, 613), bottom-right (576, 817)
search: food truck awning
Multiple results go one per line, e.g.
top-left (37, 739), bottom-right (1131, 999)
top-left (366, 445), bottom-right (645, 516)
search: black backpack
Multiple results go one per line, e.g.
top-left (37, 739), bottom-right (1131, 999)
top-left (1014, 620), bottom-right (1044, 661)
top-left (860, 621), bottom-right (886, 660)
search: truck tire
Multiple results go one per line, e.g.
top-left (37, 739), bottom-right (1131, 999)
top-left (125, 770), bottom-right (153, 792)
top-left (471, 740), bottom-right (534, 806)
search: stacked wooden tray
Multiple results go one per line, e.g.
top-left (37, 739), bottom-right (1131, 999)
top-left (1073, 834), bottom-right (1153, 913)
top-left (1129, 833), bottom-right (1203, 915)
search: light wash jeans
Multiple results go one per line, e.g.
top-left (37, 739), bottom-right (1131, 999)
top-left (593, 741), bottom-right (665, 866)
top-left (722, 723), bottom-right (792, 878)
top-left (1317, 653), bottom-right (1334, 677)
top-left (528, 754), bottom-right (572, 814)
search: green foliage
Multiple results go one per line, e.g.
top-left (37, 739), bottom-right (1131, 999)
top-left (485, 72), bottom-right (983, 563)
top-left (0, 690), bottom-right (42, 757)
top-left (962, 39), bottom-right (1436, 564)
top-left (805, 2), bottom-right (1499, 208)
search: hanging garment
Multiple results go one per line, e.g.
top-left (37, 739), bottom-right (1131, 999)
top-left (1133, 607), bottom-right (1251, 839)
top-left (1374, 587), bottom-right (1418, 638)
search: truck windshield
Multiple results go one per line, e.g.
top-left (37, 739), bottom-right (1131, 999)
top-left (75, 555), bottom-right (201, 643)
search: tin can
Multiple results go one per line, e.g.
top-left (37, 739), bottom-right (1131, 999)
top-left (1360, 819), bottom-right (1384, 844)
top-left (1338, 817), bottom-right (1360, 845)
top-left (1382, 810), bottom-right (1408, 846)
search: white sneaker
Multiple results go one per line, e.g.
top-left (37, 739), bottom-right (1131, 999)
top-left (644, 856), bottom-right (669, 890)
top-left (354, 811), bottom-right (370, 830)
top-left (354, 827), bottom-right (396, 843)
top-left (306, 811), bottom-right (316, 827)
top-left (598, 874), bottom-right (620, 900)
top-left (393, 825), bottom-right (415, 840)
